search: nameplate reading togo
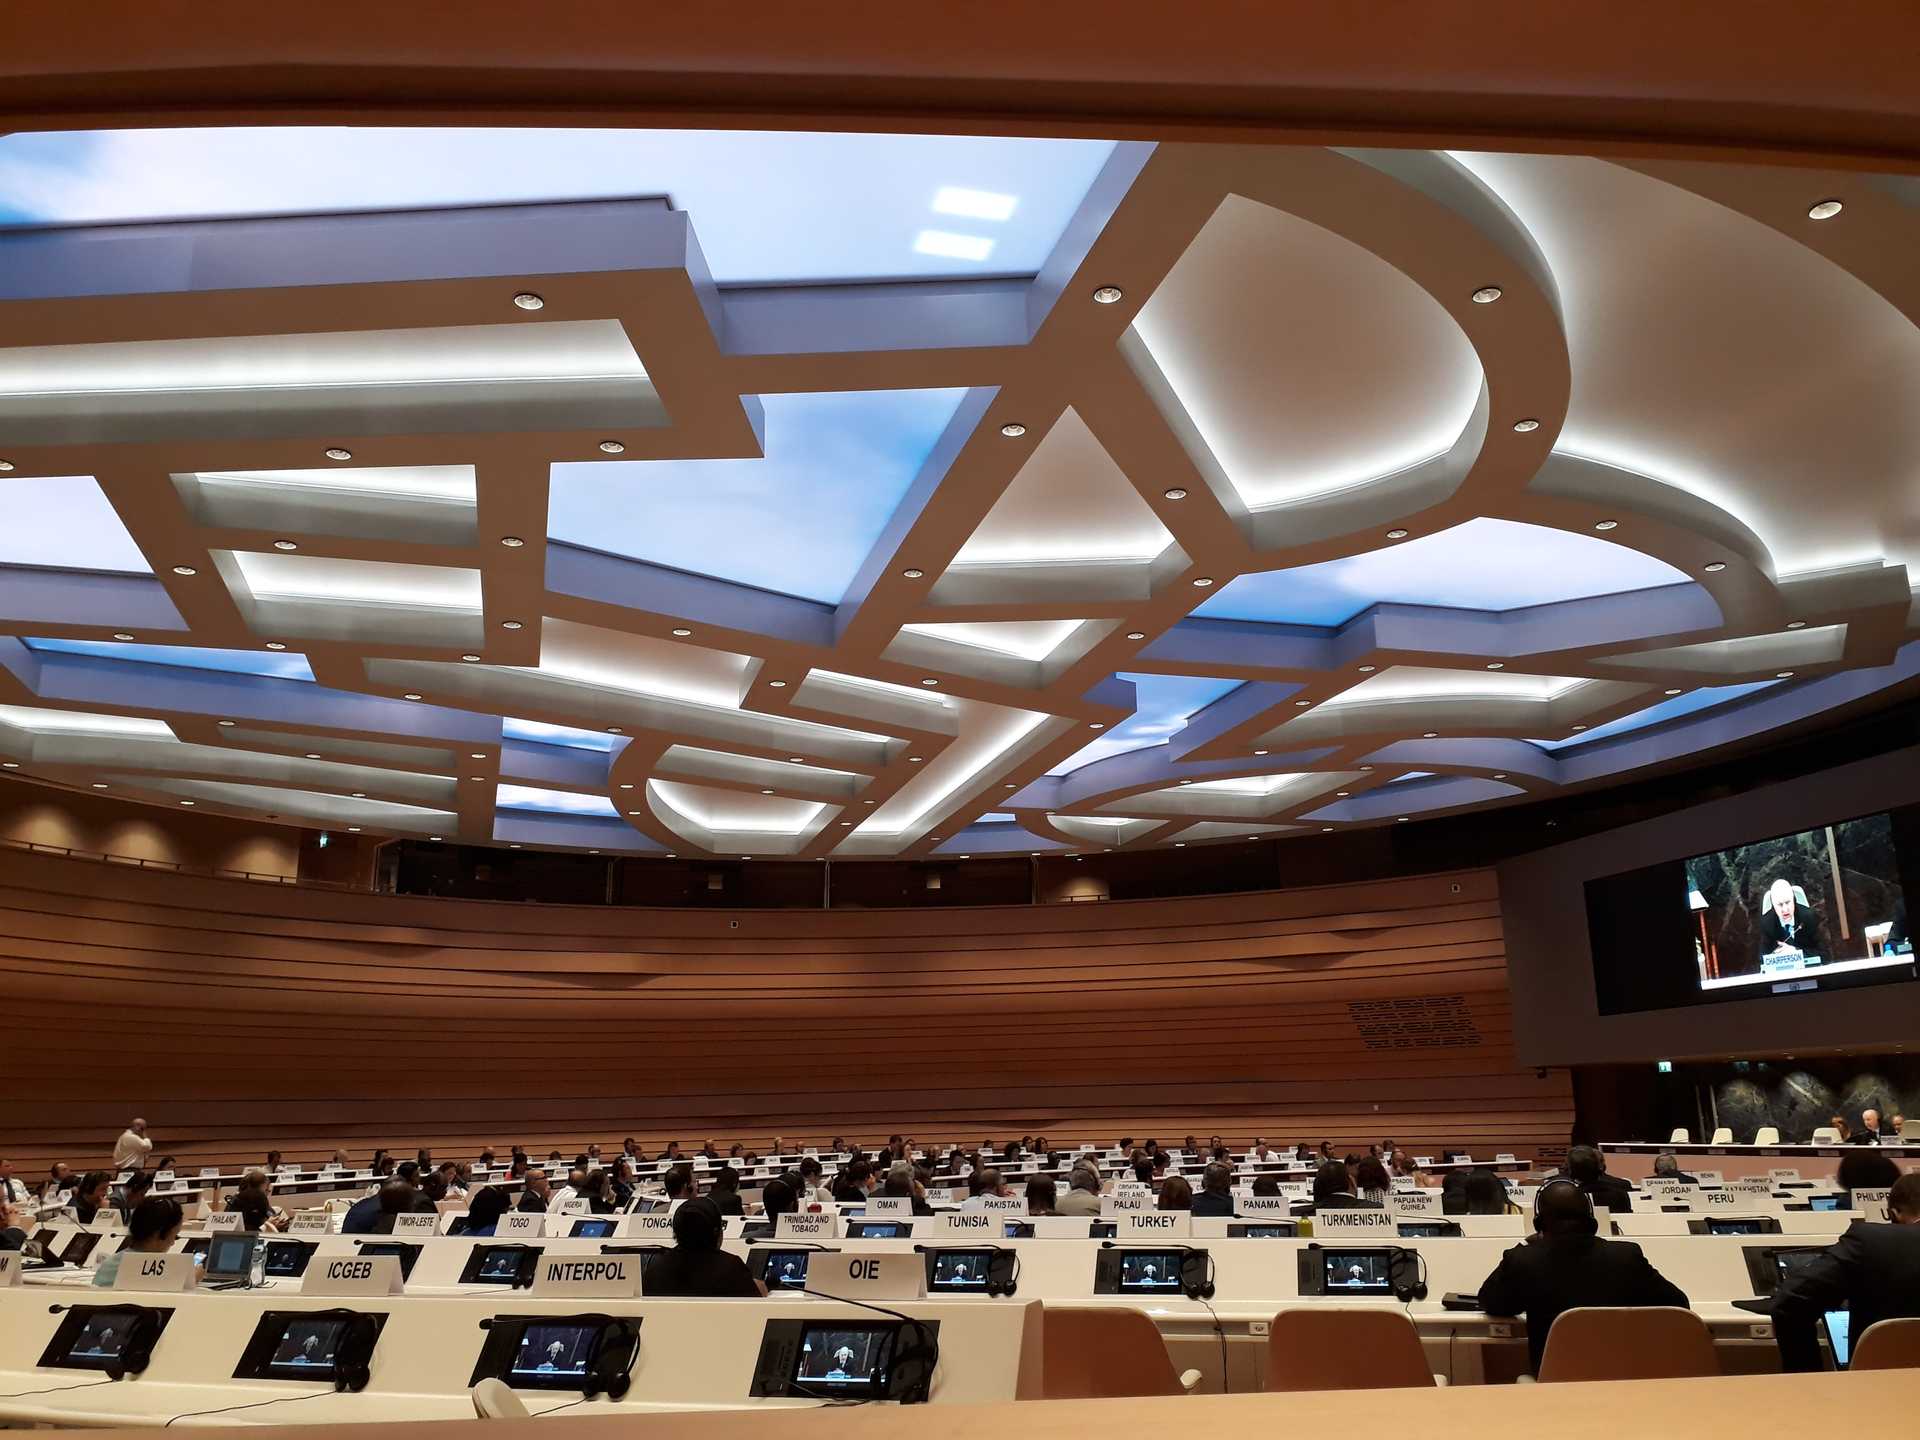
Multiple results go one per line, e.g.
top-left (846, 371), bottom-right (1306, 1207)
top-left (205, 1213), bottom-right (246, 1233)
top-left (1392, 1190), bottom-right (1440, 1215)
top-left (0, 1252), bottom-right (21, 1287)
top-left (979, 1196), bottom-right (1029, 1216)
top-left (115, 1253), bottom-right (198, 1292)
top-left (934, 1210), bottom-right (1000, 1234)
top-left (865, 1196), bottom-right (913, 1218)
top-left (1851, 1187), bottom-right (1891, 1222)
top-left (391, 1213), bottom-right (439, 1235)
top-left (1237, 1195), bottom-right (1292, 1218)
top-left (302, 1255), bottom-right (404, 1296)
top-left (289, 1211), bottom-right (332, 1234)
top-left (1119, 1210), bottom-right (1191, 1237)
top-left (1312, 1208), bottom-right (1397, 1235)
top-left (536, 1255), bottom-right (643, 1298)
top-left (777, 1212), bottom-right (841, 1241)
top-left (494, 1212), bottom-right (543, 1238)
top-left (806, 1251), bottom-right (926, 1301)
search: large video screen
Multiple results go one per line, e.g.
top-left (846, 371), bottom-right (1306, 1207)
top-left (1586, 806), bottom-right (1918, 1015)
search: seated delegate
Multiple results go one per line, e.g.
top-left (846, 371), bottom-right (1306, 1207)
top-left (93, 1197), bottom-right (185, 1287)
top-left (1772, 1172), bottom-right (1920, 1370)
top-left (639, 1197), bottom-right (765, 1297)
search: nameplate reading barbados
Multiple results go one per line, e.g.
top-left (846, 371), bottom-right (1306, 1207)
top-left (1312, 1207), bottom-right (1397, 1235)
top-left (535, 1255), bottom-right (644, 1297)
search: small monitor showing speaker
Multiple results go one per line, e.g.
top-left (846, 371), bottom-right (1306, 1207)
top-left (1227, 1222), bottom-right (1300, 1239)
top-left (752, 1247), bottom-right (829, 1290)
top-left (38, 1305), bottom-right (174, 1374)
top-left (1296, 1244), bottom-right (1424, 1300)
top-left (233, 1311), bottom-right (387, 1387)
top-left (1397, 1220), bottom-right (1462, 1239)
top-left (1092, 1246), bottom-right (1210, 1298)
top-left (469, 1314), bottom-right (641, 1397)
top-left (262, 1239), bottom-right (318, 1278)
top-left (354, 1241), bottom-right (421, 1278)
top-left (845, 1220), bottom-right (911, 1239)
top-left (1742, 1244), bottom-right (1828, 1295)
top-left (1691, 1216), bottom-right (1781, 1236)
top-left (459, 1244), bottom-right (542, 1287)
top-left (748, 1319), bottom-right (939, 1403)
top-left (599, 1243), bottom-right (666, 1269)
top-left (922, 1246), bottom-right (1017, 1295)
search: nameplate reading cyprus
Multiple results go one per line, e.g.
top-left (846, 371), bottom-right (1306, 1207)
top-left (1313, 1207), bottom-right (1397, 1235)
top-left (535, 1255), bottom-right (643, 1298)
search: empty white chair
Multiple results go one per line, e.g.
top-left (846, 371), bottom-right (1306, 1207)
top-left (1668, 1128), bottom-right (1690, 1144)
top-left (471, 1379), bottom-right (529, 1419)
top-left (1810, 1127), bottom-right (1841, 1144)
top-left (1710, 1127), bottom-right (1734, 1144)
top-left (1754, 1126), bottom-right (1781, 1145)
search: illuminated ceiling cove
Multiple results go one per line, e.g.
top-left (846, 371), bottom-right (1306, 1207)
top-left (0, 128), bottom-right (1915, 859)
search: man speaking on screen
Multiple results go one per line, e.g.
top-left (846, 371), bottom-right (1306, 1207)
top-left (1757, 878), bottom-right (1823, 967)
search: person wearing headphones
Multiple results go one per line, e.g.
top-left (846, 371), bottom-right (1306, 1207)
top-left (1477, 1178), bottom-right (1688, 1375)
top-left (91, 1197), bottom-right (185, 1287)
top-left (1771, 1172), bottom-right (1920, 1371)
top-left (639, 1196), bottom-right (765, 1296)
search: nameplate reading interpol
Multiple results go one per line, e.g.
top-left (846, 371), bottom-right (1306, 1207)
top-left (934, 1210), bottom-right (1000, 1235)
top-left (302, 1255), bottom-right (404, 1296)
top-left (115, 1252), bottom-right (199, 1292)
top-left (1237, 1194), bottom-right (1292, 1218)
top-left (1312, 1207), bottom-right (1397, 1235)
top-left (535, 1255), bottom-right (643, 1297)
top-left (777, 1211), bottom-right (841, 1241)
top-left (1118, 1210), bottom-right (1191, 1238)
top-left (289, 1211), bottom-right (332, 1234)
top-left (497, 1212), bottom-right (543, 1237)
top-left (806, 1251), bottom-right (926, 1301)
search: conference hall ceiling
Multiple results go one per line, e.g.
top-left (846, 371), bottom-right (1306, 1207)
top-left (0, 128), bottom-right (1914, 858)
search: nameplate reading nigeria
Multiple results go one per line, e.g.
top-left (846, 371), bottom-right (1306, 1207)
top-left (115, 1252), bottom-right (198, 1292)
top-left (807, 1251), bottom-right (926, 1302)
top-left (538, 1255), bottom-right (643, 1298)
top-left (303, 1255), bottom-right (405, 1296)
top-left (1313, 1208), bottom-right (1397, 1235)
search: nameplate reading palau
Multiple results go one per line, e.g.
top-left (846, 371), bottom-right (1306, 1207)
top-left (533, 1255), bottom-right (644, 1297)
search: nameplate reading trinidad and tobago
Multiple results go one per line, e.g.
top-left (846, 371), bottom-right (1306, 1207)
top-left (535, 1255), bottom-right (644, 1298)
top-left (776, 1211), bottom-right (840, 1241)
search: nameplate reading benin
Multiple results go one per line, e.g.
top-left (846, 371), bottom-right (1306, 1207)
top-left (1312, 1208), bottom-right (1397, 1235)
top-left (302, 1255), bottom-right (404, 1296)
top-left (536, 1256), bottom-right (643, 1298)
top-left (1119, 1211), bottom-right (1191, 1238)
top-left (115, 1253), bottom-right (199, 1292)
top-left (776, 1212), bottom-right (840, 1241)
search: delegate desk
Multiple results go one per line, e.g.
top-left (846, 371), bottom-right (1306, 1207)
top-left (1602, 1141), bottom-right (1920, 1182)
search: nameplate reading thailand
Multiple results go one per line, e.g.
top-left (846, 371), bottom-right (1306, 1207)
top-left (865, 1196), bottom-right (913, 1218)
top-left (1119, 1210), bottom-right (1191, 1238)
top-left (980, 1196), bottom-right (1028, 1216)
top-left (537, 1255), bottom-right (643, 1297)
top-left (807, 1251), bottom-right (927, 1301)
top-left (115, 1252), bottom-right (199, 1292)
top-left (1237, 1195), bottom-right (1291, 1218)
top-left (496, 1212), bottom-right (543, 1237)
top-left (302, 1255), bottom-right (404, 1296)
top-left (391, 1212), bottom-right (439, 1235)
top-left (776, 1212), bottom-right (840, 1241)
top-left (1313, 1208), bottom-right (1397, 1235)
top-left (205, 1213), bottom-right (246, 1233)
top-left (934, 1210), bottom-right (1000, 1235)
top-left (1392, 1190), bottom-right (1440, 1215)
top-left (623, 1213), bottom-right (674, 1237)
top-left (289, 1211), bottom-right (331, 1234)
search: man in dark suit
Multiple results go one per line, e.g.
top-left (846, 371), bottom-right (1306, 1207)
top-left (1293, 1159), bottom-right (1382, 1216)
top-left (515, 1168), bottom-right (552, 1213)
top-left (1848, 1109), bottom-right (1888, 1145)
top-left (1563, 1144), bottom-right (1634, 1214)
top-left (1757, 879), bottom-right (1823, 963)
top-left (1190, 1161), bottom-right (1236, 1217)
top-left (1772, 1172), bottom-right (1920, 1370)
top-left (1479, 1179), bottom-right (1688, 1374)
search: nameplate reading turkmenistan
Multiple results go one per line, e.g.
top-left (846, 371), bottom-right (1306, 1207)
top-left (980, 1195), bottom-right (1028, 1216)
top-left (534, 1254), bottom-right (643, 1297)
top-left (205, 1213), bottom-right (246, 1233)
top-left (805, 1251), bottom-right (926, 1301)
top-left (302, 1255), bottom-right (404, 1296)
top-left (934, 1210), bottom-right (1000, 1235)
top-left (1851, 1187), bottom-right (1891, 1222)
top-left (391, 1212), bottom-right (439, 1235)
top-left (0, 1252), bottom-right (21, 1287)
top-left (1392, 1190), bottom-right (1440, 1215)
top-left (1312, 1207), bottom-right (1397, 1235)
top-left (115, 1252), bottom-right (198, 1292)
top-left (1118, 1210), bottom-right (1191, 1238)
top-left (289, 1211), bottom-right (331, 1234)
top-left (496, 1212), bottom-right (543, 1237)
top-left (865, 1196), bottom-right (913, 1218)
top-left (623, 1212), bottom-right (674, 1237)
top-left (1237, 1194), bottom-right (1292, 1218)
top-left (777, 1211), bottom-right (840, 1241)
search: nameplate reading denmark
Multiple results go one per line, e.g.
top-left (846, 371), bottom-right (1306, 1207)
top-left (390, 1212), bottom-right (439, 1235)
top-left (535, 1255), bottom-right (643, 1298)
top-left (806, 1251), bottom-right (926, 1301)
top-left (777, 1212), bottom-right (840, 1241)
top-left (115, 1253), bottom-right (199, 1292)
top-left (205, 1213), bottom-right (246, 1233)
top-left (0, 1252), bottom-right (21, 1287)
top-left (980, 1196), bottom-right (1029, 1216)
top-left (1313, 1208), bottom-right (1397, 1235)
top-left (934, 1210), bottom-right (1001, 1235)
top-left (496, 1212), bottom-right (543, 1237)
top-left (1237, 1195), bottom-right (1292, 1218)
top-left (623, 1213), bottom-right (674, 1238)
top-left (865, 1197), bottom-right (913, 1218)
top-left (302, 1255), bottom-right (404, 1296)
top-left (1118, 1210), bottom-right (1191, 1238)
top-left (289, 1211), bottom-right (331, 1234)
top-left (1392, 1191), bottom-right (1440, 1215)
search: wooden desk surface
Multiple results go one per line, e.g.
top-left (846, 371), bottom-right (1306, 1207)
top-left (90, 1370), bottom-right (1914, 1438)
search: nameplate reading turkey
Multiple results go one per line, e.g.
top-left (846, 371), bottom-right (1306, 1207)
top-left (1118, 1210), bottom-right (1191, 1238)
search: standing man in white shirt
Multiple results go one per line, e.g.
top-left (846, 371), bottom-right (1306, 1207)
top-left (112, 1118), bottom-right (153, 1171)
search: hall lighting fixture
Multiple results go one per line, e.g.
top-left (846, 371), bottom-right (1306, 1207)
top-left (920, 678), bottom-right (940, 687)
top-left (1493, 772), bottom-right (1508, 779)
top-left (1422, 731), bottom-right (1439, 738)
top-left (597, 440), bottom-right (626, 454)
top-left (1787, 620), bottom-right (1807, 629)
top-left (1178, 779), bottom-right (1193, 785)
top-left (1, 762), bottom-right (16, 769)
top-left (1665, 688), bottom-right (1684, 696)
top-left (91, 781), bottom-right (107, 788)
top-left (1703, 562), bottom-right (1727, 573)
top-left (1486, 662), bottom-right (1505, 670)
top-left (789, 756), bottom-right (805, 764)
top-left (1396, 816), bottom-right (1409, 822)
top-left (1512, 418), bottom-right (1541, 433)
top-left (403, 692), bottom-right (423, 701)
top-left (1322, 826), bottom-right (1334, 833)
top-left (1191, 577), bottom-right (1214, 587)
top-left (1360, 764), bottom-right (1375, 771)
top-left (908, 755), bottom-right (924, 763)
top-left (1173, 842), bottom-right (1186, 847)
top-left (999, 422), bottom-right (1028, 437)
top-left (350, 791), bottom-right (366, 798)
top-left (1126, 631), bottom-right (1146, 641)
top-left (606, 726), bottom-right (623, 734)
top-left (960, 853), bottom-right (971, 859)
top-left (272, 539), bottom-right (298, 551)
top-left (179, 800), bottom-right (195, 806)
top-left (914, 230), bottom-right (995, 261)
top-left (841, 819), bottom-right (854, 826)
top-left (430, 835), bottom-right (442, 842)
top-left (1571, 723), bottom-right (1588, 731)
top-left (671, 627), bottom-right (693, 637)
top-left (499, 536), bottom-right (525, 548)
top-left (500, 619), bottom-right (524, 630)
top-left (217, 719), bottom-right (236, 727)
top-left (901, 568), bottom-right (925, 579)
top-left (265, 642), bottom-right (287, 651)
top-left (461, 653), bottom-right (480, 662)
top-left (618, 782), bottom-right (633, 789)
top-left (867, 798), bottom-right (880, 804)
top-left (470, 775), bottom-right (484, 781)
top-left (1253, 749), bottom-right (1268, 756)
top-left (471, 752), bottom-right (487, 759)
top-left (1593, 520), bottom-right (1619, 531)
top-left (627, 809), bottom-right (641, 816)
top-left (931, 186), bottom-right (1018, 221)
top-left (1088, 722), bottom-right (1104, 729)
top-left (761, 788), bottom-right (775, 795)
top-left (1385, 528), bottom-right (1410, 540)
top-left (1807, 199), bottom-right (1844, 220)
top-left (1004, 784), bottom-right (1016, 790)
top-left (324, 448), bottom-right (353, 461)
top-left (112, 632), bottom-right (135, 641)
top-left (1358, 665), bottom-right (1377, 673)
top-left (1092, 285), bottom-right (1125, 304)
top-left (1294, 699), bottom-right (1310, 707)
top-left (1471, 286), bottom-right (1503, 303)
top-left (1163, 487), bottom-right (1188, 500)
top-left (512, 292), bottom-right (546, 310)
top-left (1335, 790), bottom-right (1350, 797)
top-left (172, 564), bottom-right (198, 576)
top-left (768, 679), bottom-right (787, 688)
top-left (305, 752), bottom-right (322, 759)
top-left (0, 460), bottom-right (13, 472)
top-left (1777, 670), bottom-right (1797, 679)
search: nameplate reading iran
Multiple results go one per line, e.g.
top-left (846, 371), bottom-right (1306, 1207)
top-left (1313, 1208), bottom-right (1397, 1235)
top-left (807, 1251), bottom-right (927, 1301)
top-left (1392, 1190), bottom-right (1440, 1215)
top-left (206, 1213), bottom-right (246, 1233)
top-left (536, 1255), bottom-right (643, 1298)
top-left (1119, 1210), bottom-right (1191, 1238)
top-left (496, 1212), bottom-right (543, 1238)
top-left (115, 1253), bottom-right (198, 1292)
top-left (289, 1210), bottom-right (332, 1234)
top-left (935, 1210), bottom-right (1000, 1235)
top-left (391, 1212), bottom-right (439, 1235)
top-left (777, 1212), bottom-right (840, 1241)
top-left (0, 1252), bottom-right (20, 1287)
top-left (303, 1255), bottom-right (404, 1296)
top-left (865, 1196), bottom-right (913, 1218)
top-left (1237, 1195), bottom-right (1291, 1218)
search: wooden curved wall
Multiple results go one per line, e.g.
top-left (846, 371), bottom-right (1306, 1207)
top-left (0, 850), bottom-right (1570, 1174)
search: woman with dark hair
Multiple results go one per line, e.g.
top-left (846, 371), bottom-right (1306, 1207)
top-left (116, 1169), bottom-right (156, 1223)
top-left (1158, 1176), bottom-right (1194, 1211)
top-left (226, 1170), bottom-right (283, 1232)
top-left (609, 1157), bottom-right (636, 1208)
top-left (1465, 1170), bottom-right (1518, 1216)
top-left (463, 1185), bottom-right (512, 1237)
top-left (91, 1197), bottom-right (185, 1287)
top-left (759, 1176), bottom-right (799, 1220)
top-left (71, 1171), bottom-right (114, 1224)
top-left (579, 1169), bottom-right (619, 1215)
top-left (643, 1197), bottom-right (763, 1296)
top-left (1355, 1157), bottom-right (1393, 1207)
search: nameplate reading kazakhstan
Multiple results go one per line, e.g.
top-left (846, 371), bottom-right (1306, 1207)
top-left (806, 1251), bottom-right (927, 1301)
top-left (1118, 1210), bottom-right (1191, 1238)
top-left (934, 1210), bottom-right (1000, 1235)
top-left (289, 1211), bottom-right (331, 1234)
top-left (865, 1196), bottom-right (913, 1218)
top-left (496, 1212), bottom-right (543, 1237)
top-left (535, 1255), bottom-right (643, 1298)
top-left (302, 1255), bottom-right (404, 1296)
top-left (115, 1252), bottom-right (199, 1292)
top-left (391, 1212), bottom-right (439, 1235)
top-left (777, 1211), bottom-right (840, 1241)
top-left (1312, 1207), bottom-right (1397, 1235)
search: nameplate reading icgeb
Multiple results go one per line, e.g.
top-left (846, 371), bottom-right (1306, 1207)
top-left (302, 1255), bottom-right (404, 1296)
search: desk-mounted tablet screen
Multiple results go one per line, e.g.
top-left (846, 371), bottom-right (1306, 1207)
top-left (1298, 1246), bottom-right (1396, 1296)
top-left (204, 1232), bottom-right (257, 1280)
top-left (846, 1220), bottom-right (910, 1239)
top-left (355, 1241), bottom-right (420, 1279)
top-left (1809, 1194), bottom-right (1844, 1211)
top-left (599, 1243), bottom-right (664, 1269)
top-left (460, 1244), bottom-right (541, 1286)
top-left (39, 1305), bottom-right (174, 1371)
top-left (1695, 1216), bottom-right (1779, 1237)
top-left (468, 1314), bottom-right (641, 1396)
top-left (753, 1248), bottom-right (827, 1290)
top-left (925, 1248), bottom-right (992, 1291)
top-left (1228, 1222), bottom-right (1300, 1239)
top-left (262, 1239), bottom-right (317, 1278)
top-left (59, 1232), bottom-right (104, 1266)
top-left (1743, 1245), bottom-right (1827, 1295)
top-left (570, 1219), bottom-right (617, 1238)
top-left (233, 1311), bottom-right (387, 1383)
top-left (749, 1319), bottom-right (939, 1403)
top-left (1397, 1220), bottom-right (1461, 1239)
top-left (1093, 1247), bottom-right (1185, 1294)
top-left (1824, 1309), bottom-right (1852, 1370)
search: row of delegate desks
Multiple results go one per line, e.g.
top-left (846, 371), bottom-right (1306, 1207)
top-left (0, 1186), bottom-right (1868, 1424)
top-left (1602, 1140), bottom-right (1920, 1181)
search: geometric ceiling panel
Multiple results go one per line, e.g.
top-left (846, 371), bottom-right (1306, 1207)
top-left (0, 125), bottom-right (1913, 857)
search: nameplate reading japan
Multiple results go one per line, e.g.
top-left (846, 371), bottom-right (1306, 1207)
top-left (302, 1255), bottom-right (404, 1296)
top-left (1119, 1210), bottom-right (1191, 1238)
top-left (537, 1255), bottom-right (643, 1298)
top-left (807, 1251), bottom-right (927, 1301)
top-left (776, 1212), bottom-right (841, 1241)
top-left (1313, 1208), bottom-right (1397, 1235)
top-left (115, 1253), bottom-right (199, 1292)
top-left (496, 1213), bottom-right (543, 1237)
top-left (391, 1213), bottom-right (439, 1235)
top-left (289, 1211), bottom-right (331, 1234)
top-left (934, 1210), bottom-right (1001, 1235)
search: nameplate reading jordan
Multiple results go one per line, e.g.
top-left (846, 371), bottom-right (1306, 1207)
top-left (496, 1212), bottom-right (543, 1238)
top-left (1237, 1194), bottom-right (1292, 1218)
top-left (777, 1212), bottom-right (840, 1241)
top-left (391, 1212), bottom-right (439, 1235)
top-left (1392, 1191), bottom-right (1440, 1215)
top-left (0, 1253), bottom-right (20, 1287)
top-left (115, 1253), bottom-right (198, 1292)
top-left (302, 1255), bottom-right (404, 1296)
top-left (623, 1213), bottom-right (674, 1237)
top-left (935, 1210), bottom-right (1000, 1234)
top-left (980, 1195), bottom-right (1029, 1216)
top-left (1118, 1210), bottom-right (1191, 1238)
top-left (1313, 1208), bottom-right (1397, 1235)
top-left (807, 1251), bottom-right (927, 1301)
top-left (1850, 1187), bottom-right (1891, 1222)
top-left (536, 1255), bottom-right (643, 1298)
top-left (289, 1211), bottom-right (331, 1234)
top-left (865, 1196), bottom-right (913, 1218)
top-left (205, 1213), bottom-right (246, 1233)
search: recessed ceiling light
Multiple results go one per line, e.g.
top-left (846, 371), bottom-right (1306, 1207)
top-left (671, 627), bottom-right (693, 637)
top-left (1253, 749), bottom-right (1268, 756)
top-left (1471, 286), bottom-right (1503, 304)
top-left (1385, 529), bottom-right (1409, 540)
top-left (216, 719), bottom-right (235, 727)
top-left (1294, 700), bottom-right (1310, 707)
top-left (512, 291), bottom-right (545, 310)
top-left (960, 854), bottom-right (971, 859)
top-left (597, 440), bottom-right (626, 455)
top-left (1422, 732), bottom-right (1438, 739)
top-left (761, 788), bottom-right (775, 795)
top-left (499, 535), bottom-right (525, 548)
top-left (1088, 722), bottom-right (1105, 730)
top-left (349, 827), bottom-right (363, 834)
top-left (0, 460), bottom-right (13, 472)
top-left (403, 692), bottom-right (423, 701)
top-left (271, 538), bottom-right (299, 551)
top-left (1512, 418), bottom-right (1541, 433)
top-left (605, 726), bottom-right (622, 734)
top-left (1092, 285), bottom-right (1124, 304)
top-left (867, 798), bottom-right (880, 804)
top-left (999, 422), bottom-right (1027, 437)
top-left (1493, 773), bottom-right (1507, 780)
top-left (350, 791), bottom-right (366, 798)
top-left (471, 776), bottom-right (485, 782)
top-left (1, 762), bottom-right (16, 769)
top-left (588, 850), bottom-right (600, 855)
top-left (768, 679), bottom-right (787, 688)
top-left (789, 757), bottom-right (805, 764)
top-left (1665, 688), bottom-right (1683, 696)
top-left (305, 752), bottom-right (322, 760)
top-left (460, 653), bottom-right (481, 663)
top-left (1191, 577), bottom-right (1214, 588)
top-left (1776, 670), bottom-right (1797, 679)
top-left (91, 781), bottom-right (108, 788)
top-left (1807, 199), bottom-right (1844, 220)
top-left (1178, 779), bottom-right (1193, 785)
top-left (1396, 816), bottom-right (1409, 822)
top-left (171, 565), bottom-right (197, 576)
top-left (901, 568), bottom-right (924, 580)
top-left (1571, 724), bottom-right (1588, 731)
top-left (1703, 562), bottom-right (1727, 573)
top-left (1336, 791), bottom-right (1351, 797)
top-left (1358, 665), bottom-right (1376, 674)
top-left (1163, 487), bottom-right (1188, 500)
top-left (179, 800), bottom-right (195, 806)
top-left (1360, 765), bottom-right (1375, 771)
top-left (501, 620), bottom-right (524, 630)
top-left (510, 843), bottom-right (521, 849)
top-left (1593, 520), bottom-right (1618, 531)
top-left (840, 820), bottom-right (853, 826)
top-left (1486, 662), bottom-right (1505, 671)
top-left (111, 632), bottom-right (135, 641)
top-left (920, 678), bottom-right (940, 687)
top-left (618, 783), bottom-right (633, 790)
top-left (1126, 631), bottom-right (1147, 641)
top-left (740, 855), bottom-right (752, 861)
top-left (908, 756), bottom-right (924, 763)
top-left (265, 641), bottom-right (287, 651)
top-left (324, 447), bottom-right (352, 461)
top-left (471, 752), bottom-right (487, 760)
top-left (1786, 620), bottom-right (1807, 630)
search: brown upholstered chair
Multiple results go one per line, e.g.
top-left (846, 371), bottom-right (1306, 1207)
top-left (1041, 1306), bottom-right (1203, 1397)
top-left (1851, 1317), bottom-right (1920, 1371)
top-left (1263, 1308), bottom-right (1440, 1390)
top-left (1535, 1306), bottom-right (1717, 1382)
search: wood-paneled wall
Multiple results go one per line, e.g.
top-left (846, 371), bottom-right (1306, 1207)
top-left (0, 850), bottom-right (1570, 1175)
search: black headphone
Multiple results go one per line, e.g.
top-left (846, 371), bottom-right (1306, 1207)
top-left (1388, 1246), bottom-right (1428, 1303)
top-left (585, 1319), bottom-right (639, 1400)
top-left (1533, 1176), bottom-right (1598, 1234)
top-left (106, 1308), bottom-right (165, 1381)
top-left (886, 1320), bottom-right (939, 1403)
top-left (325, 1311), bottom-right (382, 1393)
